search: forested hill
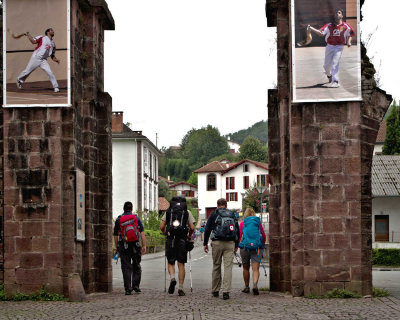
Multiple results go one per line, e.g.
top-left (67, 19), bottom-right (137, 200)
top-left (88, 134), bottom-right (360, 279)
top-left (225, 120), bottom-right (268, 144)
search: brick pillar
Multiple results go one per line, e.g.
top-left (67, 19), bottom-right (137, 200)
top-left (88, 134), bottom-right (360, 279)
top-left (1, 0), bottom-right (114, 295)
top-left (267, 0), bottom-right (392, 296)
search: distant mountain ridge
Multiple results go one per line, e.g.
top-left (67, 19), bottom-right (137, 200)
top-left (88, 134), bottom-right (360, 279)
top-left (225, 120), bottom-right (268, 145)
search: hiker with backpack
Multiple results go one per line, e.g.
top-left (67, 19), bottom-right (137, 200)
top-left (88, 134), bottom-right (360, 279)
top-left (203, 198), bottom-right (240, 300)
top-left (113, 201), bottom-right (147, 295)
top-left (160, 196), bottom-right (195, 296)
top-left (238, 207), bottom-right (266, 295)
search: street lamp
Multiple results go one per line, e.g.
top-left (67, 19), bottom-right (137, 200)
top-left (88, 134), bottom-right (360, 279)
top-left (256, 186), bottom-right (267, 226)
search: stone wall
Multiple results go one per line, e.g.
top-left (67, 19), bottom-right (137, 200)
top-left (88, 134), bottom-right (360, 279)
top-left (267, 0), bottom-right (392, 296)
top-left (0, 0), bottom-right (114, 295)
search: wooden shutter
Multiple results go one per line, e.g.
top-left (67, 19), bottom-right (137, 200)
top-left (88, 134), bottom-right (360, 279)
top-left (226, 177), bottom-right (229, 189)
top-left (257, 175), bottom-right (260, 186)
top-left (226, 193), bottom-right (229, 201)
top-left (235, 192), bottom-right (238, 201)
top-left (232, 177), bottom-right (235, 189)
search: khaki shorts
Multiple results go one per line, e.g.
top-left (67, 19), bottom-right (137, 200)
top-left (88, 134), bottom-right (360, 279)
top-left (240, 248), bottom-right (263, 266)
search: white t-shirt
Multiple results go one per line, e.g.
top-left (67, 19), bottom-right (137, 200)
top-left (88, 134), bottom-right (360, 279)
top-left (33, 35), bottom-right (56, 59)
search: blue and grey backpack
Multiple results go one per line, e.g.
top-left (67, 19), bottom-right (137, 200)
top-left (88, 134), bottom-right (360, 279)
top-left (239, 216), bottom-right (264, 250)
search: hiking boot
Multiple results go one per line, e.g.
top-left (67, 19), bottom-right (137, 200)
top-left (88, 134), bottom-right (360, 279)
top-left (132, 286), bottom-right (141, 293)
top-left (212, 291), bottom-right (219, 297)
top-left (168, 279), bottom-right (177, 294)
top-left (16, 80), bottom-right (22, 89)
top-left (223, 292), bottom-right (229, 300)
top-left (253, 288), bottom-right (259, 296)
top-left (178, 289), bottom-right (186, 296)
top-left (125, 289), bottom-right (132, 295)
top-left (54, 87), bottom-right (60, 93)
top-left (242, 286), bottom-right (250, 293)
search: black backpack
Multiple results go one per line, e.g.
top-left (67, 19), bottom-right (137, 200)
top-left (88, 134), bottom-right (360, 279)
top-left (166, 197), bottom-right (189, 239)
top-left (211, 208), bottom-right (238, 241)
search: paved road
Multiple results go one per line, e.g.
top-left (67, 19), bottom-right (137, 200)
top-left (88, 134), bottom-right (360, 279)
top-left (0, 245), bottom-right (398, 319)
top-left (113, 243), bottom-right (269, 291)
top-left (113, 244), bottom-right (400, 297)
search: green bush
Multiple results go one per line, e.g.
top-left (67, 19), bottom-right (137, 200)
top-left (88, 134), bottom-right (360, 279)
top-left (144, 230), bottom-right (165, 246)
top-left (373, 287), bottom-right (390, 297)
top-left (372, 249), bottom-right (400, 266)
top-left (0, 284), bottom-right (64, 301)
top-left (142, 210), bottom-right (163, 231)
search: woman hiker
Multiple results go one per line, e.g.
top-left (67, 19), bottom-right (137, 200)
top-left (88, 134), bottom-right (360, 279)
top-left (239, 207), bottom-right (266, 295)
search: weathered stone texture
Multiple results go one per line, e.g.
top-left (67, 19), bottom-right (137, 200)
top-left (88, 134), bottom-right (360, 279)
top-left (267, 0), bottom-right (392, 296)
top-left (0, 0), bottom-right (114, 295)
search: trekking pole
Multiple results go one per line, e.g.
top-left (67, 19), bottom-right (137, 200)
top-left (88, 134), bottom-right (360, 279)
top-left (257, 249), bottom-right (268, 279)
top-left (189, 251), bottom-right (193, 292)
top-left (234, 251), bottom-right (242, 268)
top-left (164, 251), bottom-right (167, 293)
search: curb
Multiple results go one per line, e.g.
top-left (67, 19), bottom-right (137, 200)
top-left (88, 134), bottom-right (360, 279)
top-left (373, 267), bottom-right (400, 271)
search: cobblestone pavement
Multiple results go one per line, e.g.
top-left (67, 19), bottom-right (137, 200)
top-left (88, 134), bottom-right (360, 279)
top-left (1, 288), bottom-right (399, 320)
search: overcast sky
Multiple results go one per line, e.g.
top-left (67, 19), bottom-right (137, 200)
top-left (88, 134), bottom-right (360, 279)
top-left (104, 0), bottom-right (400, 149)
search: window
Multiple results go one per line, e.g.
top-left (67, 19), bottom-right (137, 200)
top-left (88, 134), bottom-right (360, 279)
top-left (257, 174), bottom-right (269, 187)
top-left (243, 164), bottom-right (249, 172)
top-left (183, 190), bottom-right (194, 197)
top-left (226, 177), bottom-right (235, 190)
top-left (144, 180), bottom-right (147, 210)
top-left (143, 147), bottom-right (148, 174)
top-left (149, 153), bottom-right (153, 179)
top-left (207, 174), bottom-right (216, 191)
top-left (243, 176), bottom-right (249, 189)
top-left (149, 184), bottom-right (153, 211)
top-left (154, 186), bottom-right (157, 210)
top-left (226, 192), bottom-right (238, 202)
top-left (375, 215), bottom-right (389, 242)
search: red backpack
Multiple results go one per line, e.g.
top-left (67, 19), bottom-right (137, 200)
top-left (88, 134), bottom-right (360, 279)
top-left (119, 214), bottom-right (139, 242)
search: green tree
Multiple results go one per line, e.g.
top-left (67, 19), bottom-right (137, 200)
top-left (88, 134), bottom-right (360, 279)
top-left (187, 172), bottom-right (198, 185)
top-left (158, 180), bottom-right (171, 201)
top-left (226, 120), bottom-right (268, 144)
top-left (382, 100), bottom-right (400, 155)
top-left (239, 136), bottom-right (268, 162)
top-left (184, 125), bottom-right (229, 168)
top-left (243, 185), bottom-right (269, 213)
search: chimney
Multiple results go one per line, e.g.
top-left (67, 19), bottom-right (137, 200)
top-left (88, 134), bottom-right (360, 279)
top-left (112, 111), bottom-right (124, 133)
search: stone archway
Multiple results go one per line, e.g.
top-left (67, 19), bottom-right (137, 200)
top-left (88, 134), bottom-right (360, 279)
top-left (266, 0), bottom-right (392, 296)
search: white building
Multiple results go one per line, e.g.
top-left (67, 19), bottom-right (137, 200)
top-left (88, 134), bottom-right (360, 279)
top-left (227, 137), bottom-right (241, 154)
top-left (112, 112), bottom-right (162, 219)
top-left (169, 181), bottom-right (198, 198)
top-left (194, 159), bottom-right (269, 219)
top-left (372, 155), bottom-right (400, 248)
top-left (374, 120), bottom-right (386, 155)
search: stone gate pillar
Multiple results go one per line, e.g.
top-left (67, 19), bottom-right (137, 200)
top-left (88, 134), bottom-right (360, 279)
top-left (0, 0), bottom-right (114, 295)
top-left (266, 1), bottom-right (392, 296)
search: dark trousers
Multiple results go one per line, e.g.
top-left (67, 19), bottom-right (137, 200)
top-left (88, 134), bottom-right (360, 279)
top-left (119, 241), bottom-right (142, 291)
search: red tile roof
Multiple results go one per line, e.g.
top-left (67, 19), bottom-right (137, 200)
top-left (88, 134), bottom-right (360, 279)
top-left (376, 120), bottom-right (387, 144)
top-left (193, 161), bottom-right (231, 173)
top-left (169, 181), bottom-right (198, 189)
top-left (158, 197), bottom-right (170, 211)
top-left (194, 159), bottom-right (268, 174)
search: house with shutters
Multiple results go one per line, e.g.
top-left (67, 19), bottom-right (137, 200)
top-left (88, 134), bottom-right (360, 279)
top-left (194, 159), bottom-right (269, 219)
top-left (169, 181), bottom-right (198, 198)
top-left (112, 112), bottom-right (162, 218)
top-left (372, 155), bottom-right (400, 247)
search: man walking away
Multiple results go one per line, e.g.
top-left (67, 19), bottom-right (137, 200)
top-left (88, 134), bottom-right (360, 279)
top-left (160, 196), bottom-right (195, 296)
top-left (203, 198), bottom-right (239, 300)
top-left (114, 201), bottom-right (146, 295)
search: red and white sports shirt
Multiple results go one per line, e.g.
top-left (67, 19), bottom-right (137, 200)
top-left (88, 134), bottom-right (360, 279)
top-left (33, 35), bottom-right (56, 59)
top-left (319, 22), bottom-right (354, 46)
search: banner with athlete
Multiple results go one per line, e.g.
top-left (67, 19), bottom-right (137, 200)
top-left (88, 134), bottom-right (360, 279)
top-left (291, 0), bottom-right (361, 103)
top-left (2, 0), bottom-right (70, 107)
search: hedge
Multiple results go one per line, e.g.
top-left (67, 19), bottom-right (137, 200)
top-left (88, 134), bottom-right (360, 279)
top-left (372, 249), bottom-right (400, 266)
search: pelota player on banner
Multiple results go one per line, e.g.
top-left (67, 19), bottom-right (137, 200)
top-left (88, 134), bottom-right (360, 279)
top-left (16, 28), bottom-right (61, 93)
top-left (304, 8), bottom-right (354, 88)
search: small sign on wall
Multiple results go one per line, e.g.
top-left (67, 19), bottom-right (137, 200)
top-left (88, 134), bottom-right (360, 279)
top-left (76, 169), bottom-right (85, 242)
